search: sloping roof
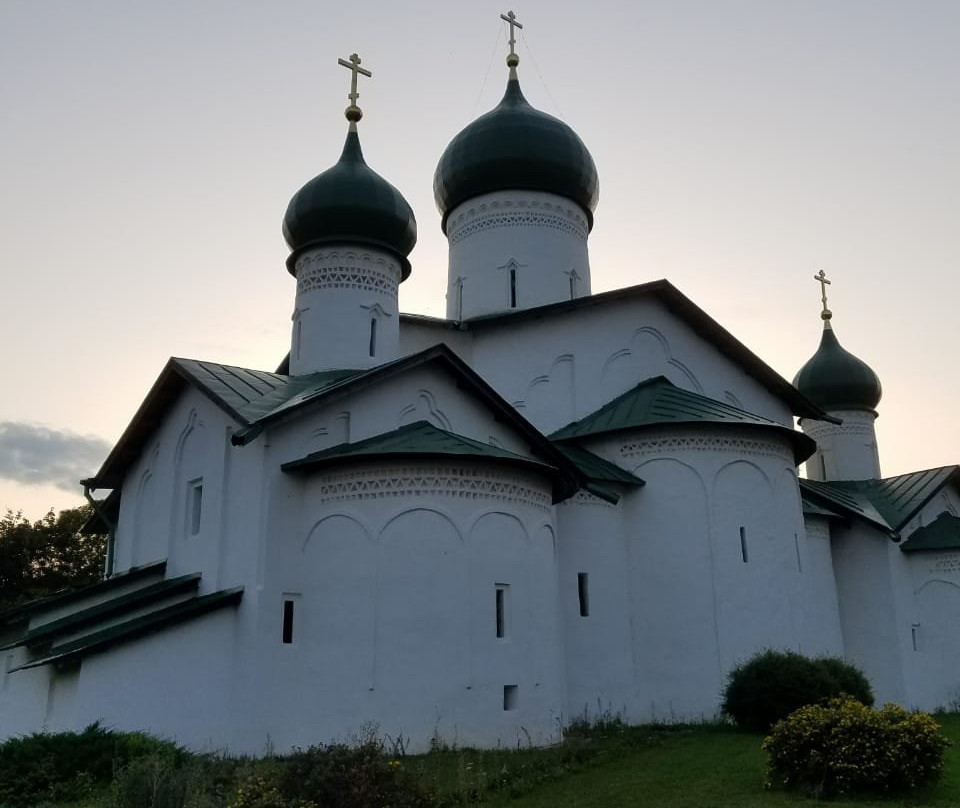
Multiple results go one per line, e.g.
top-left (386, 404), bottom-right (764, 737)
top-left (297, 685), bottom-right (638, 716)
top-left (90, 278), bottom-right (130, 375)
top-left (0, 573), bottom-right (201, 652)
top-left (11, 586), bottom-right (243, 672)
top-left (553, 443), bottom-right (644, 504)
top-left (900, 513), bottom-right (960, 553)
top-left (0, 560), bottom-right (167, 628)
top-left (799, 479), bottom-right (893, 533)
top-left (800, 490), bottom-right (849, 521)
top-left (394, 279), bottom-right (835, 423)
top-left (283, 420), bottom-right (557, 476)
top-left (550, 376), bottom-right (816, 464)
top-left (853, 467), bottom-right (960, 532)
top-left (92, 344), bottom-right (585, 494)
top-left (798, 467), bottom-right (960, 538)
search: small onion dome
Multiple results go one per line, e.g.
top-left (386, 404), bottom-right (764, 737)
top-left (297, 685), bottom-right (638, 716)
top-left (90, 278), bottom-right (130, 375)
top-left (283, 130), bottom-right (417, 278)
top-left (793, 325), bottom-right (882, 412)
top-left (433, 76), bottom-right (599, 234)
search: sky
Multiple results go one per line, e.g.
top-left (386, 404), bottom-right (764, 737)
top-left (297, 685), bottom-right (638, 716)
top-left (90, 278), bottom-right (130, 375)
top-left (1, 0), bottom-right (957, 519)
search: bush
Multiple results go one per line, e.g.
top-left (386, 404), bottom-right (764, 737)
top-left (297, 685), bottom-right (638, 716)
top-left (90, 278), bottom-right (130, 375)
top-left (0, 722), bottom-right (183, 807)
top-left (763, 696), bottom-right (950, 798)
top-left (721, 649), bottom-right (873, 732)
top-left (227, 738), bottom-right (438, 808)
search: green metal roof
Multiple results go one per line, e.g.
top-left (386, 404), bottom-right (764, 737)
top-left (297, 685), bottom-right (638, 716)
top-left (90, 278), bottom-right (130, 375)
top-left (284, 128), bottom-right (417, 277)
top-left (434, 75), bottom-right (599, 232)
top-left (799, 467), bottom-right (960, 537)
top-left (900, 513), bottom-right (960, 553)
top-left (0, 574), bottom-right (201, 652)
top-left (793, 323), bottom-right (882, 413)
top-left (553, 444), bottom-right (644, 487)
top-left (800, 491), bottom-right (848, 520)
top-left (852, 467), bottom-right (960, 532)
top-left (283, 419), bottom-right (569, 492)
top-left (0, 560), bottom-right (167, 628)
top-left (799, 479), bottom-right (893, 533)
top-left (12, 586), bottom-right (243, 672)
top-left (550, 376), bottom-right (815, 463)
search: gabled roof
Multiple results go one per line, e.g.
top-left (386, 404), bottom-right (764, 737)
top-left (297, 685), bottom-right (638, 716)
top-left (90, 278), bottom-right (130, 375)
top-left (11, 586), bottom-right (243, 672)
top-left (550, 375), bottom-right (816, 464)
top-left (799, 479), bottom-right (893, 534)
top-left (799, 466), bottom-right (960, 538)
top-left (853, 467), bottom-right (960, 533)
top-left (900, 513), bottom-right (960, 553)
top-left (93, 345), bottom-right (584, 501)
top-left (394, 279), bottom-right (836, 423)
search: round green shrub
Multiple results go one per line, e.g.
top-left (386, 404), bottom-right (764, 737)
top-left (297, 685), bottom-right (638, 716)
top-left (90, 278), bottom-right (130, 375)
top-left (721, 650), bottom-right (873, 732)
top-left (763, 696), bottom-right (950, 798)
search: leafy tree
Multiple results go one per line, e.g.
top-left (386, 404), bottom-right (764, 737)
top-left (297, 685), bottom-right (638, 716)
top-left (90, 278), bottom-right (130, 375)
top-left (0, 505), bottom-right (106, 612)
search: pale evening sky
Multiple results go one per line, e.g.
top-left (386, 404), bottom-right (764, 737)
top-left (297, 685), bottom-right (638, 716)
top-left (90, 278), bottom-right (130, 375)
top-left (1, 0), bottom-right (957, 518)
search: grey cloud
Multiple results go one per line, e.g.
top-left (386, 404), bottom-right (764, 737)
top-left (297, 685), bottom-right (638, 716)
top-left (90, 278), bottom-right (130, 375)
top-left (0, 422), bottom-right (111, 492)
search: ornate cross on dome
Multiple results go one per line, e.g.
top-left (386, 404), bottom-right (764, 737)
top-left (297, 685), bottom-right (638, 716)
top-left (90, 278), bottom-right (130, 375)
top-left (338, 53), bottom-right (372, 124)
top-left (813, 269), bottom-right (833, 322)
top-left (500, 10), bottom-right (523, 68)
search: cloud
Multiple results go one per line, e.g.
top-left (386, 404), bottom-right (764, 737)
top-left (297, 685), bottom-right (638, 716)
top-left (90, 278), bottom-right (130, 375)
top-left (0, 422), bottom-right (111, 492)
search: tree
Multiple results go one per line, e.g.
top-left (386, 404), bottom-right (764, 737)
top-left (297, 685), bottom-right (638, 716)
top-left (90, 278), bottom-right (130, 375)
top-left (0, 505), bottom-right (106, 612)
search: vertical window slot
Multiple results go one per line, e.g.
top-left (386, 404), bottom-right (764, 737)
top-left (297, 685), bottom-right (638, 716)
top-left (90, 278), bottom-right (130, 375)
top-left (509, 268), bottom-right (517, 308)
top-left (188, 479), bottom-right (203, 536)
top-left (577, 573), bottom-right (590, 617)
top-left (495, 584), bottom-right (508, 638)
top-left (794, 533), bottom-right (802, 572)
top-left (369, 318), bottom-right (378, 357)
top-left (503, 684), bottom-right (518, 711)
top-left (912, 623), bottom-right (920, 652)
top-left (739, 526), bottom-right (748, 563)
top-left (282, 599), bottom-right (296, 644)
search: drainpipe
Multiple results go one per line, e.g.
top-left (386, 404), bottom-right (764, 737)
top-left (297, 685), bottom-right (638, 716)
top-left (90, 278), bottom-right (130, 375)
top-left (80, 479), bottom-right (117, 579)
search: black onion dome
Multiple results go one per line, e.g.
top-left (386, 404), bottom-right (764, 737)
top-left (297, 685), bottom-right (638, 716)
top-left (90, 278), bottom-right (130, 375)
top-left (283, 130), bottom-right (417, 278)
top-left (793, 325), bottom-right (882, 412)
top-left (433, 76), bottom-right (599, 233)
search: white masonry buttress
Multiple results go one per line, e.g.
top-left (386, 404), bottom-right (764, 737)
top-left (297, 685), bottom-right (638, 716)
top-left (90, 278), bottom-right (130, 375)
top-left (282, 54), bottom-right (417, 374)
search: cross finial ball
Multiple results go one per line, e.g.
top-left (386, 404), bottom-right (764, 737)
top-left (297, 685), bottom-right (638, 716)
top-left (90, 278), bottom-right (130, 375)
top-left (338, 53), bottom-right (373, 124)
top-left (813, 269), bottom-right (832, 321)
top-left (500, 10), bottom-right (523, 68)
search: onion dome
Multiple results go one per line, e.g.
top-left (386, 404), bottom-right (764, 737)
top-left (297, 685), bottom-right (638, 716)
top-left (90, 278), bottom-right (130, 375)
top-left (433, 75), bottom-right (599, 233)
top-left (793, 323), bottom-right (882, 412)
top-left (283, 129), bottom-right (417, 278)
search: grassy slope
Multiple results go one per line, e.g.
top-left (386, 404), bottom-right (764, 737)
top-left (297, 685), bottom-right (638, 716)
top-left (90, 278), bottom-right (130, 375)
top-left (458, 715), bottom-right (960, 808)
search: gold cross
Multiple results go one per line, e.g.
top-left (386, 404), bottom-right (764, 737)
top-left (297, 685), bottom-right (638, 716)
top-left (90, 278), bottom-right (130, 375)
top-left (813, 269), bottom-right (832, 320)
top-left (338, 53), bottom-right (372, 122)
top-left (500, 10), bottom-right (523, 67)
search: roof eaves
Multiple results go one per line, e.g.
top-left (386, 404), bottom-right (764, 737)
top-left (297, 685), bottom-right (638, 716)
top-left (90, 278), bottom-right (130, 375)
top-left (11, 586), bottom-right (243, 672)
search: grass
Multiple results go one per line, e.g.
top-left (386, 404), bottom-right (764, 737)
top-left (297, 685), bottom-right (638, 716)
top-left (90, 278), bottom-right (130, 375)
top-left (9, 714), bottom-right (960, 807)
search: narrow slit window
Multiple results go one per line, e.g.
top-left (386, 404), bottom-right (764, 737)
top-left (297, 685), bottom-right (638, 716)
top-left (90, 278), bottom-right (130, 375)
top-left (188, 479), bottom-right (203, 535)
top-left (294, 319), bottom-right (302, 359)
top-left (369, 318), bottom-right (378, 357)
top-left (569, 274), bottom-right (576, 299)
top-left (577, 573), bottom-right (590, 617)
top-left (739, 526), bottom-right (748, 563)
top-left (495, 585), bottom-right (508, 638)
top-left (503, 684), bottom-right (518, 711)
top-left (282, 599), bottom-right (295, 644)
top-left (457, 280), bottom-right (464, 320)
top-left (912, 623), bottom-right (920, 652)
top-left (509, 268), bottom-right (517, 308)
top-left (794, 533), bottom-right (802, 572)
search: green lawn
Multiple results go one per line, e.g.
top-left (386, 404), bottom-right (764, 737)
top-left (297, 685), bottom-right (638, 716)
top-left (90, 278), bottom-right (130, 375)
top-left (420, 715), bottom-right (960, 808)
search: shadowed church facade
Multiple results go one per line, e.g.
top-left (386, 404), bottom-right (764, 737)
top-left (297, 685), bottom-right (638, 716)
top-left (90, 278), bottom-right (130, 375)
top-left (2, 16), bottom-right (959, 753)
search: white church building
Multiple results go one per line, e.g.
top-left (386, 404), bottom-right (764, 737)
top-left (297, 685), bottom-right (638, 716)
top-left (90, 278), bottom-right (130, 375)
top-left (3, 20), bottom-right (959, 754)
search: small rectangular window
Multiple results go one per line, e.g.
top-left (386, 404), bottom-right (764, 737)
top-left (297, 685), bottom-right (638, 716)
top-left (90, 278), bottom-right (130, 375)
top-left (282, 599), bottom-right (296, 644)
top-left (503, 684), bottom-right (518, 711)
top-left (912, 623), bottom-right (920, 652)
top-left (495, 585), bottom-right (508, 638)
top-left (739, 526), bottom-right (748, 563)
top-left (188, 479), bottom-right (203, 535)
top-left (794, 533), bottom-right (803, 572)
top-left (369, 318), bottom-right (378, 357)
top-left (577, 573), bottom-right (590, 617)
top-left (509, 268), bottom-right (517, 308)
